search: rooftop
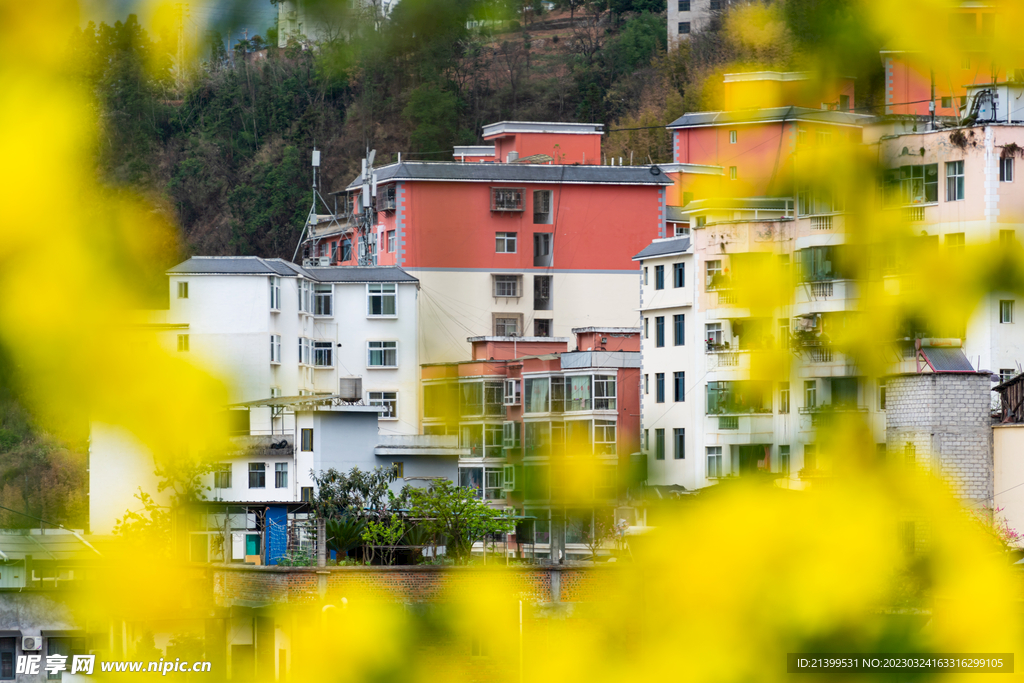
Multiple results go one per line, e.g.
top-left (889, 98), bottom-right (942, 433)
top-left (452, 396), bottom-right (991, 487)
top-left (167, 257), bottom-right (417, 283)
top-left (571, 327), bottom-right (641, 334)
top-left (667, 106), bottom-right (874, 129)
top-left (633, 236), bottom-right (692, 261)
top-left (340, 161), bottom-right (673, 191)
top-left (482, 121), bottom-right (603, 137)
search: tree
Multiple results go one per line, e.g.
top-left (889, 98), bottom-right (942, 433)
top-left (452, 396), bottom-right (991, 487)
top-left (402, 83), bottom-right (460, 155)
top-left (325, 514), bottom-right (367, 559)
top-left (112, 488), bottom-right (171, 559)
top-left (405, 480), bottom-right (513, 562)
top-left (310, 466), bottom-right (398, 565)
top-left (361, 512), bottom-right (405, 565)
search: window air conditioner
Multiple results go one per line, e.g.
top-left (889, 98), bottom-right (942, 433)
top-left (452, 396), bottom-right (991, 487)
top-left (338, 377), bottom-right (363, 402)
top-left (22, 636), bottom-right (42, 651)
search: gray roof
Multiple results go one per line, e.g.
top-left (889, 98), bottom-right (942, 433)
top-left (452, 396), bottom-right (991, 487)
top-left (0, 530), bottom-right (98, 561)
top-left (633, 237), bottom-right (691, 261)
top-left (341, 161), bottom-right (673, 191)
top-left (667, 106), bottom-right (875, 129)
top-left (168, 257), bottom-right (417, 284)
top-left (919, 347), bottom-right (976, 373)
top-left (667, 206), bottom-right (689, 222)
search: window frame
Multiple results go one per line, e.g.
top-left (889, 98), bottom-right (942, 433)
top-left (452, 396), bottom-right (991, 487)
top-left (214, 464), bottom-right (232, 489)
top-left (1000, 299), bottom-right (1015, 324)
top-left (655, 316), bottom-right (665, 347)
top-left (533, 190), bottom-right (553, 224)
top-left (387, 230), bottom-right (396, 253)
top-left (270, 334), bottom-right (282, 364)
top-left (804, 380), bottom-right (817, 408)
top-left (313, 283), bottom-right (333, 317)
top-left (493, 274), bottom-right (521, 298)
top-left (177, 281), bottom-right (189, 299)
top-left (248, 462), bottom-right (266, 489)
top-left (177, 334), bottom-right (189, 352)
top-left (494, 314), bottom-right (522, 337)
top-left (654, 265), bottom-right (665, 290)
top-left (729, 130), bottom-right (737, 144)
top-left (673, 314), bottom-right (685, 346)
top-left (495, 232), bottom-right (517, 253)
top-left (491, 187), bottom-right (525, 212)
top-left (654, 428), bottom-right (665, 460)
top-left (301, 428), bottom-right (313, 451)
top-left (673, 371), bottom-right (685, 402)
top-left (369, 391), bottom-right (398, 420)
top-left (313, 340), bottom-right (333, 368)
top-left (367, 340), bottom-right (398, 368)
top-left (656, 373), bottom-right (665, 403)
top-left (673, 428), bottom-right (685, 460)
top-left (275, 462), bottom-right (288, 488)
top-left (706, 446), bottom-right (723, 478)
top-left (367, 283), bottom-right (398, 317)
top-left (673, 262), bottom-right (685, 288)
top-left (269, 276), bottom-right (281, 310)
top-left (1001, 157), bottom-right (1014, 183)
top-left (678, 21), bottom-right (690, 34)
top-left (946, 160), bottom-right (965, 201)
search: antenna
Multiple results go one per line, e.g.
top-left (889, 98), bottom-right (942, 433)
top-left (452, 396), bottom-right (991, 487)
top-left (291, 147), bottom-right (336, 264)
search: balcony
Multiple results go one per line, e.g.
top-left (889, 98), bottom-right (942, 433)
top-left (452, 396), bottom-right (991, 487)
top-left (374, 434), bottom-right (468, 457)
top-left (228, 434), bottom-right (294, 457)
top-left (794, 279), bottom-right (858, 314)
top-left (704, 414), bottom-right (775, 444)
top-left (798, 404), bottom-right (868, 428)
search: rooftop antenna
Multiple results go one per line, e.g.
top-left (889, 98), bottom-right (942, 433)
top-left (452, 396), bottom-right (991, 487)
top-left (355, 148), bottom-right (378, 266)
top-left (292, 147), bottom-right (336, 264)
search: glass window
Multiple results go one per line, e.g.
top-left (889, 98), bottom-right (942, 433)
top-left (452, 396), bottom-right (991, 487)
top-left (1001, 157), bottom-right (1014, 182)
top-left (729, 166), bottom-right (737, 180)
top-left (945, 232), bottom-right (965, 253)
top-left (568, 376), bottom-right (592, 411)
top-left (275, 463), bottom-right (288, 488)
top-left (1000, 229), bottom-right (1016, 246)
top-left (387, 230), bottom-right (396, 252)
top-left (460, 382), bottom-right (484, 417)
top-left (341, 238), bottom-right (352, 261)
top-left (301, 428), bottom-right (313, 451)
top-left (177, 281), bottom-right (189, 299)
top-left (177, 334), bottom-right (189, 352)
top-left (1000, 300), bottom-right (1015, 323)
top-left (654, 428), bottom-right (665, 460)
top-left (779, 382), bottom-right (790, 413)
top-left (313, 341), bottom-right (333, 367)
top-left (459, 467), bottom-right (484, 498)
top-left (0, 637), bottom-right (12, 680)
top-left (369, 391), bottom-right (398, 419)
top-left (485, 424), bottom-right (504, 458)
top-left (804, 380), bottom-right (817, 408)
top-left (594, 420), bottom-right (616, 455)
top-left (707, 446), bottom-right (722, 477)
top-left (270, 335), bottom-right (281, 363)
top-left (878, 378), bottom-right (887, 410)
top-left (673, 314), bottom-right (685, 346)
top-left (729, 130), bottom-right (737, 144)
top-left (491, 188), bottom-right (524, 211)
top-left (550, 376), bottom-right (568, 413)
top-left (494, 275), bottom-right (520, 297)
top-left (368, 341), bottom-right (398, 367)
top-left (248, 463), bottom-right (266, 488)
top-left (946, 160), bottom-right (964, 201)
top-left (524, 421), bottom-right (551, 456)
top-left (368, 283), bottom-right (397, 316)
top-left (496, 232), bottom-right (517, 253)
top-left (779, 445), bottom-right (790, 475)
top-left (214, 464), bottom-right (232, 489)
top-left (525, 377), bottom-right (550, 413)
top-left (678, 21), bottom-right (690, 34)
top-left (269, 276), bottom-right (281, 309)
top-left (805, 444), bottom-right (818, 471)
top-left (655, 265), bottom-right (665, 290)
top-left (484, 467), bottom-right (504, 499)
top-left (594, 376), bottom-right (616, 410)
top-left (673, 428), bottom-right (684, 459)
top-left (656, 316), bottom-right (665, 347)
top-left (656, 373), bottom-right (665, 403)
top-left (678, 0), bottom-right (689, 10)
top-left (705, 322), bottom-right (723, 347)
top-left (673, 372), bottom-right (685, 402)
top-left (706, 260), bottom-right (722, 289)
top-left (533, 190), bottom-right (552, 224)
top-left (484, 381), bottom-right (504, 416)
top-left (495, 316), bottom-right (519, 336)
top-left (314, 283), bottom-right (333, 316)
top-left (673, 262), bottom-right (685, 288)
top-left (46, 637), bottom-right (86, 681)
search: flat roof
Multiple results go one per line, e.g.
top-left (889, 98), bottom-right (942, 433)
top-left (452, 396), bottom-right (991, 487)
top-left (340, 161), bottom-right (673, 191)
top-left (667, 106), bottom-right (875, 129)
top-left (467, 336), bottom-right (573, 343)
top-left (482, 121), bottom-right (603, 137)
top-left (168, 258), bottom-right (417, 283)
top-left (571, 327), bottom-right (640, 334)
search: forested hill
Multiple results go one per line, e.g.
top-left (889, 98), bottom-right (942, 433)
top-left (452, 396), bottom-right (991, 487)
top-left (69, 0), bottom-right (883, 265)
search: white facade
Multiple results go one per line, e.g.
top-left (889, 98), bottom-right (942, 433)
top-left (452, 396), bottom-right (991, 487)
top-left (668, 0), bottom-right (730, 47)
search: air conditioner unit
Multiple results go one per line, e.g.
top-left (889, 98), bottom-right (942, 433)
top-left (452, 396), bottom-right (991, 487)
top-left (22, 636), bottom-right (42, 651)
top-left (338, 377), bottom-right (363, 402)
top-left (317, 257), bottom-right (331, 267)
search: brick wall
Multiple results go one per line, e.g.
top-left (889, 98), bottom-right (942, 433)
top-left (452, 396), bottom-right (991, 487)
top-left (885, 372), bottom-right (994, 503)
top-left (212, 565), bottom-right (616, 606)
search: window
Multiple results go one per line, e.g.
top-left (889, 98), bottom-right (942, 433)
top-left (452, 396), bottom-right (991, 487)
top-left (525, 377), bottom-right (550, 413)
top-left (673, 428), bottom-right (685, 459)
top-left (298, 280), bottom-right (312, 313)
top-left (946, 160), bottom-right (964, 201)
top-left (249, 463), bottom-right (266, 488)
top-left (301, 487), bottom-right (313, 502)
top-left (270, 276), bottom-right (281, 309)
top-left (705, 322), bottom-right (723, 346)
top-left (706, 260), bottom-right (722, 289)
top-left (485, 468), bottom-right (504, 500)
top-left (903, 442), bottom-right (916, 466)
top-left (275, 462), bottom-right (288, 488)
top-left (503, 421), bottom-right (521, 448)
top-left (46, 637), bottom-right (85, 681)
top-left (644, 317), bottom-right (649, 339)
top-left (493, 274), bottom-right (520, 298)
top-left (883, 164), bottom-right (938, 206)
top-left (594, 420), bottom-right (616, 455)
top-left (534, 233), bottom-right (553, 266)
top-left (656, 373), bottom-right (665, 403)
top-left (673, 314), bottom-right (685, 346)
top-left (678, 0), bottom-right (689, 9)
top-left (780, 382), bottom-right (790, 413)
top-left (797, 127), bottom-right (808, 145)
top-left (729, 130), bottom-right (737, 144)
top-left (673, 262), bottom-right (685, 288)
top-left (491, 187), bottom-right (524, 211)
top-left (341, 238), bottom-right (352, 262)
top-left (177, 281), bottom-right (189, 299)
top-left (177, 334), bottom-right (189, 352)
top-left (945, 232), bottom-right (965, 254)
top-left (655, 316), bottom-right (665, 347)
top-left (270, 335), bottom-right (281, 363)
top-left (298, 337), bottom-right (311, 365)
top-left (1000, 300), bottom-right (1014, 323)
top-left (779, 445), bottom-right (790, 475)
top-left (878, 378), bottom-right (887, 410)
top-left (707, 446), bottom-right (723, 477)
top-left (368, 283), bottom-right (397, 316)
top-left (1000, 368), bottom-right (1017, 384)
top-left (368, 340), bottom-right (398, 367)
top-left (214, 464), bottom-right (231, 489)
top-left (678, 21), bottom-right (690, 34)
top-left (301, 428), bottom-right (313, 451)
top-left (655, 265), bottom-right (665, 290)
top-left (654, 428), bottom-right (665, 460)
top-left (535, 319), bottom-right (552, 337)
top-left (729, 166), bottom-right (737, 180)
top-left (709, 0), bottom-right (721, 9)
top-left (387, 230), bottom-right (396, 253)
top-left (0, 637), bottom-right (13, 680)
top-left (313, 284), bottom-right (333, 316)
top-left (779, 318), bottom-right (790, 348)
top-left (496, 232), bottom-right (517, 253)
top-left (643, 374), bottom-right (649, 395)
top-left (804, 380), bottom-right (817, 408)
top-left (643, 429), bottom-right (649, 451)
top-left (839, 94), bottom-right (850, 110)
top-left (495, 316), bottom-right (520, 336)
top-left (533, 190), bottom-right (552, 224)
top-left (643, 267), bottom-right (648, 286)
top-left (1000, 230), bottom-right (1016, 246)
top-left (369, 391), bottom-right (398, 419)
top-left (995, 158), bottom-right (1011, 183)
top-left (941, 96), bottom-right (952, 109)
top-left (594, 375), bottom-right (617, 410)
top-left (313, 341), bottom-right (333, 367)
top-left (816, 130), bottom-right (832, 146)
top-left (534, 275), bottom-right (552, 310)
top-left (804, 444), bottom-right (817, 471)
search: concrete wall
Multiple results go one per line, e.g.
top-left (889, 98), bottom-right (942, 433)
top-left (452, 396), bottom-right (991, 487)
top-left (993, 424), bottom-right (1024, 539)
top-left (886, 372), bottom-right (994, 503)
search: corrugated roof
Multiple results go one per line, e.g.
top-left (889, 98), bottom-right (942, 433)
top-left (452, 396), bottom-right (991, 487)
top-left (341, 161), bottom-right (673, 191)
top-left (666, 106), bottom-right (875, 129)
top-left (0, 530), bottom-right (97, 561)
top-left (168, 258), bottom-right (417, 284)
top-left (920, 347), bottom-right (976, 373)
top-left (633, 237), bottom-right (691, 260)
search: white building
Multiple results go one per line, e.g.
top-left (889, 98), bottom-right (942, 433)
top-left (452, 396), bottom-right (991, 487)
top-left (668, 0), bottom-right (732, 48)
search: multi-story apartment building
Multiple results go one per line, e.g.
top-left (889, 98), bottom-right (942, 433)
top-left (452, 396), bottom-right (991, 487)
top-left (301, 121), bottom-right (673, 365)
top-left (420, 328), bottom-right (641, 559)
top-left (668, 0), bottom-right (732, 46)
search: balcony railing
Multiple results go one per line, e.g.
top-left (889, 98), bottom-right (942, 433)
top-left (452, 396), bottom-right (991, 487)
top-left (810, 281), bottom-right (833, 298)
top-left (808, 347), bottom-right (834, 363)
top-left (810, 215), bottom-right (833, 231)
top-left (718, 416), bottom-right (739, 430)
top-left (902, 206), bottom-right (925, 222)
top-left (716, 353), bottom-right (740, 367)
top-left (717, 289), bottom-right (738, 305)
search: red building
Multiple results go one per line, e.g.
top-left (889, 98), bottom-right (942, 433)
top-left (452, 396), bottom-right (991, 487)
top-left (420, 327), bottom-right (641, 560)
